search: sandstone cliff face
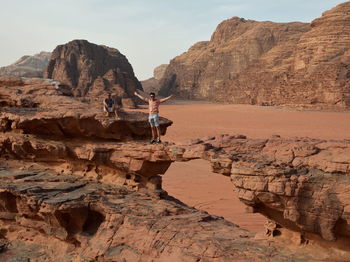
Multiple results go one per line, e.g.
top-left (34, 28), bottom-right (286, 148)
top-left (0, 52), bottom-right (51, 77)
top-left (0, 77), bottom-right (349, 261)
top-left (141, 64), bottom-right (168, 94)
top-left (44, 40), bottom-right (142, 107)
top-left (159, 2), bottom-right (350, 109)
top-left (289, 1), bottom-right (350, 107)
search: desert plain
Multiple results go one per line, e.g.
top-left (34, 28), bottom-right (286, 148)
top-left (132, 101), bottom-right (350, 232)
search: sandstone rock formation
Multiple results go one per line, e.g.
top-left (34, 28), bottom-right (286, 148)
top-left (0, 77), bottom-right (171, 141)
top-left (0, 165), bottom-right (321, 262)
top-left (171, 135), bottom-right (350, 244)
top-left (0, 51), bottom-right (51, 77)
top-left (141, 64), bottom-right (168, 94)
top-left (0, 77), bottom-right (349, 261)
top-left (44, 40), bottom-right (142, 107)
top-left (159, 2), bottom-right (350, 109)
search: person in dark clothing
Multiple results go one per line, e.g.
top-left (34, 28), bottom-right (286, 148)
top-left (103, 93), bottom-right (120, 118)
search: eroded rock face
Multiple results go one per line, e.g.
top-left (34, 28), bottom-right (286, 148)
top-left (2, 118), bottom-right (349, 247)
top-left (0, 166), bottom-right (320, 262)
top-left (1, 77), bottom-right (350, 260)
top-left (173, 135), bottom-right (350, 243)
top-left (159, 2), bottom-right (350, 109)
top-left (0, 52), bottom-right (51, 78)
top-left (44, 40), bottom-right (142, 107)
top-left (0, 77), bottom-right (172, 140)
top-left (0, 77), bottom-right (172, 190)
top-left (141, 64), bottom-right (168, 94)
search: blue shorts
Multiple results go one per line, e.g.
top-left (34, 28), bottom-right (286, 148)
top-left (148, 113), bottom-right (160, 127)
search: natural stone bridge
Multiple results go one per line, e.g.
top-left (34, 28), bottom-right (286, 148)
top-left (0, 77), bottom-right (349, 261)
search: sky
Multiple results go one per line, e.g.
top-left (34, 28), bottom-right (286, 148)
top-left (0, 0), bottom-right (346, 80)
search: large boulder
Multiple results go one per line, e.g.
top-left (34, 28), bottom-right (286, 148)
top-left (44, 40), bottom-right (142, 107)
top-left (159, 2), bottom-right (350, 109)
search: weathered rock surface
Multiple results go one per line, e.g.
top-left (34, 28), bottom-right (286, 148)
top-left (0, 108), bottom-right (170, 141)
top-left (141, 64), bottom-right (168, 94)
top-left (0, 77), bottom-right (172, 140)
top-left (44, 40), bottom-right (142, 107)
top-left (159, 2), bottom-right (350, 109)
top-left (2, 119), bottom-right (350, 248)
top-left (172, 135), bottom-right (350, 244)
top-left (0, 52), bottom-right (51, 78)
top-left (1, 77), bottom-right (350, 260)
top-left (0, 165), bottom-right (322, 262)
top-left (0, 134), bottom-right (349, 260)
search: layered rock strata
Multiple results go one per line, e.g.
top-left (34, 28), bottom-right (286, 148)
top-left (0, 165), bottom-right (322, 262)
top-left (0, 77), bottom-right (172, 190)
top-left (1, 77), bottom-right (350, 260)
top-left (44, 40), bottom-right (142, 107)
top-left (0, 77), bottom-right (171, 141)
top-left (1, 134), bottom-right (349, 260)
top-left (2, 126), bottom-right (349, 245)
top-left (159, 2), bottom-right (350, 109)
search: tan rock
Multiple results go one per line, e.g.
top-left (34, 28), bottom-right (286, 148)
top-left (1, 77), bottom-right (350, 259)
top-left (159, 2), bottom-right (350, 109)
top-left (44, 39), bottom-right (142, 103)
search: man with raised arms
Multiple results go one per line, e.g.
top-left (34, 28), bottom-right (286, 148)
top-left (134, 91), bottom-right (174, 144)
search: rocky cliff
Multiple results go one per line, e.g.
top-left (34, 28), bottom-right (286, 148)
top-left (141, 64), bottom-right (168, 94)
top-left (0, 77), bottom-right (349, 261)
top-left (44, 40), bottom-right (142, 107)
top-left (0, 52), bottom-right (51, 77)
top-left (159, 2), bottom-right (350, 109)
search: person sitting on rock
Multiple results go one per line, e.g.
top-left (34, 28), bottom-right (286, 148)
top-left (134, 91), bottom-right (174, 144)
top-left (103, 93), bottom-right (120, 118)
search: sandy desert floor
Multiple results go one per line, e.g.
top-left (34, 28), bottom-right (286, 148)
top-left (131, 101), bottom-right (350, 232)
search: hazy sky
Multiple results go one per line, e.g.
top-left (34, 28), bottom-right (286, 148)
top-left (0, 0), bottom-right (346, 80)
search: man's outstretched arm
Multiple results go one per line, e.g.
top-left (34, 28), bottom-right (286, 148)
top-left (159, 94), bottom-right (175, 103)
top-left (134, 91), bottom-right (148, 102)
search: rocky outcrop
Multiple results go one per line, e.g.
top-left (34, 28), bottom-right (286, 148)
top-left (1, 134), bottom-right (349, 260)
top-left (0, 52), bottom-right (51, 77)
top-left (2, 104), bottom-right (350, 247)
top-left (0, 77), bottom-right (171, 140)
top-left (1, 77), bottom-right (349, 260)
top-left (141, 64), bottom-right (168, 94)
top-left (170, 135), bottom-right (350, 244)
top-left (159, 2), bottom-right (350, 109)
top-left (44, 40), bottom-right (142, 107)
top-left (0, 165), bottom-right (323, 262)
top-left (6, 130), bottom-right (348, 245)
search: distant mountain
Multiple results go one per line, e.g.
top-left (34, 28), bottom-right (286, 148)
top-left (0, 52), bottom-right (51, 77)
top-left (141, 64), bottom-right (168, 94)
top-left (159, 2), bottom-right (350, 109)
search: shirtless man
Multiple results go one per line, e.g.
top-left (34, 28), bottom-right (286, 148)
top-left (134, 91), bottom-right (174, 143)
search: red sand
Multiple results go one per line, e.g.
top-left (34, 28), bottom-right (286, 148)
top-left (133, 102), bottom-right (350, 232)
